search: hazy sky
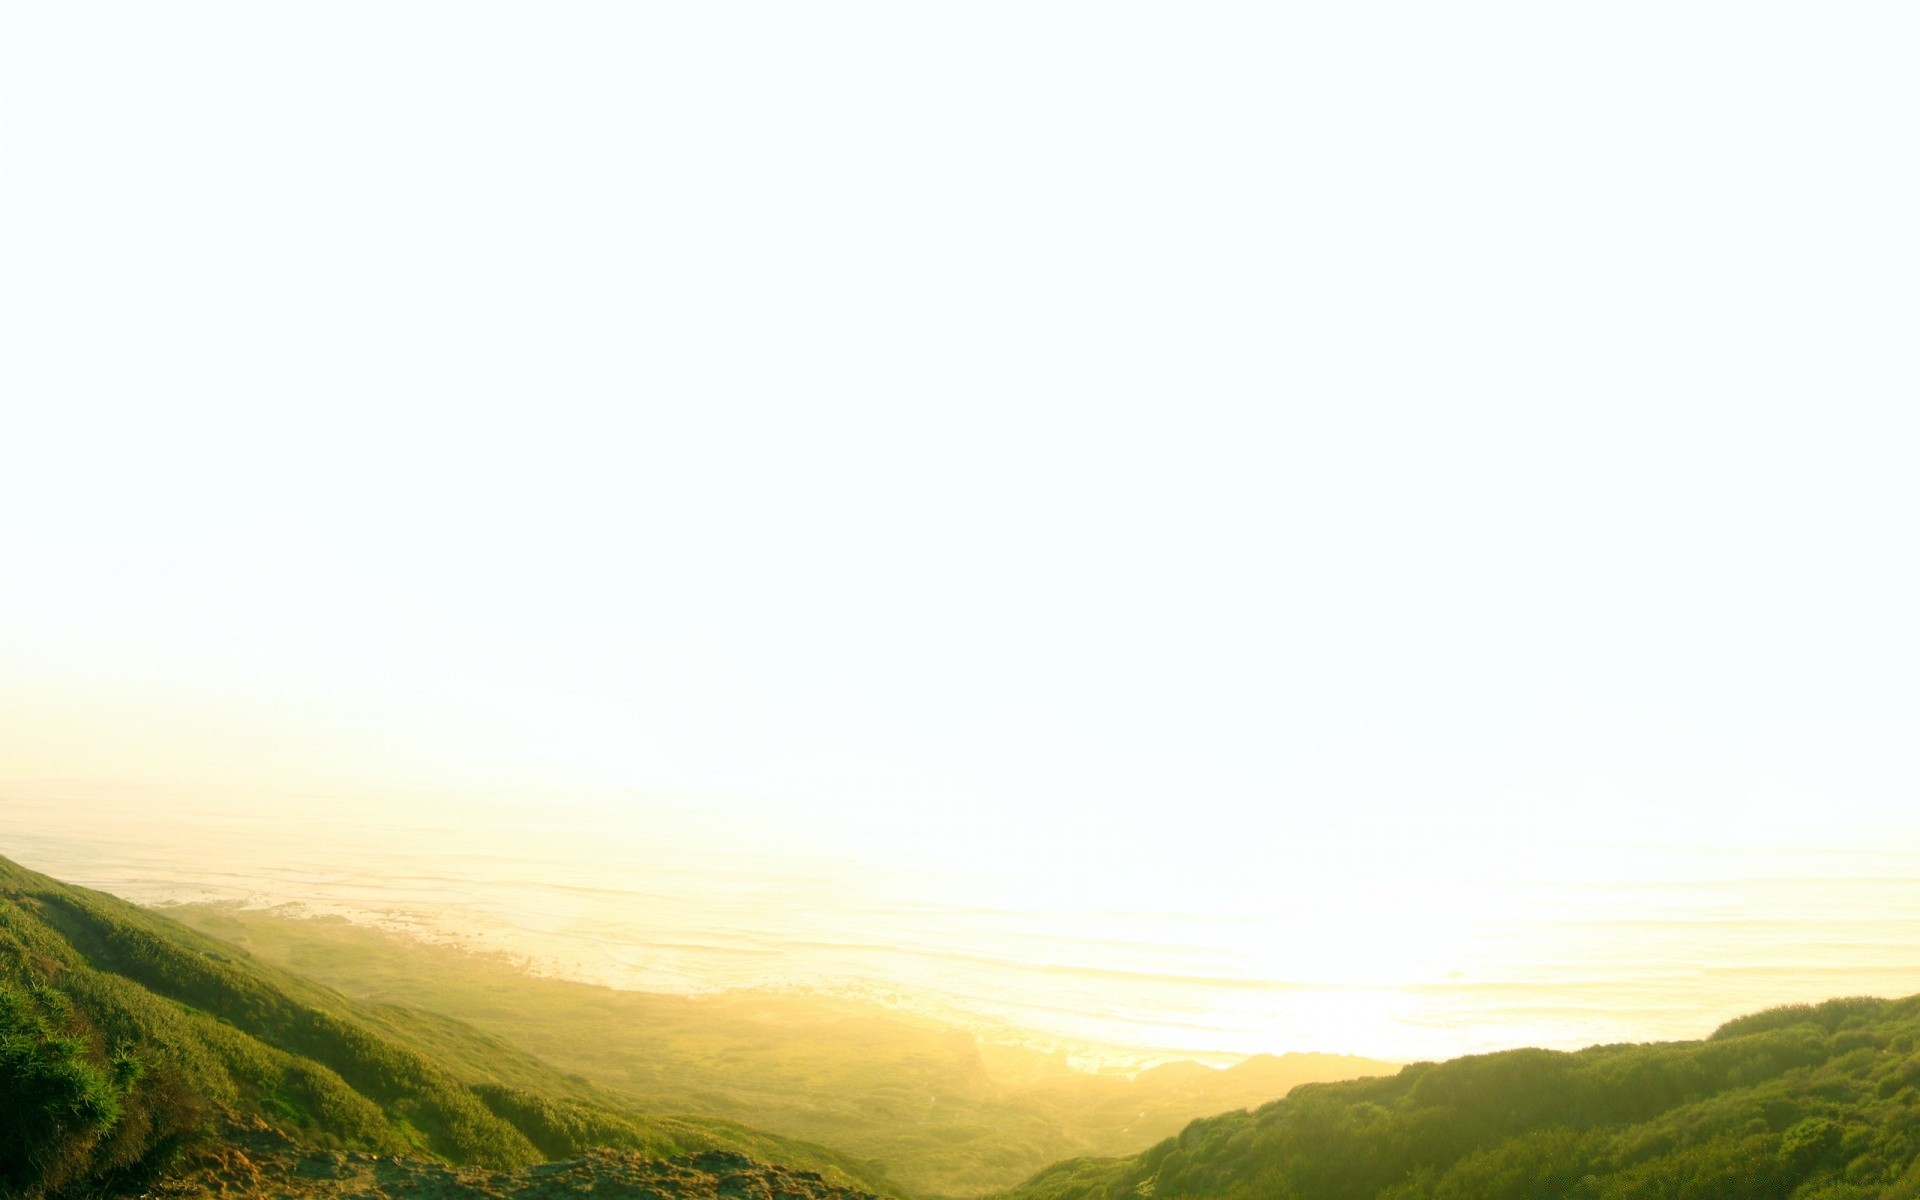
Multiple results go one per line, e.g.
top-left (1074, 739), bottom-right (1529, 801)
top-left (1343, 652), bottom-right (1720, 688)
top-left (5, 1), bottom-right (1920, 901)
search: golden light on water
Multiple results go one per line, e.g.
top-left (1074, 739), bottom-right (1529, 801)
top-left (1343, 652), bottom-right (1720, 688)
top-left (6, 775), bottom-right (1920, 1066)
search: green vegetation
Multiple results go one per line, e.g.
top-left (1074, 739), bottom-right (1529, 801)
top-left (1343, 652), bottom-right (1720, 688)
top-left (33, 849), bottom-right (1920, 1200)
top-left (0, 855), bottom-right (888, 1197)
top-left (0, 982), bottom-right (163, 1197)
top-left (1001, 996), bottom-right (1920, 1200)
top-left (165, 904), bottom-right (1394, 1196)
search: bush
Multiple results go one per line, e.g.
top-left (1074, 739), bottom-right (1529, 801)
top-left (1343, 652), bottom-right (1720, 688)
top-left (0, 986), bottom-right (136, 1196)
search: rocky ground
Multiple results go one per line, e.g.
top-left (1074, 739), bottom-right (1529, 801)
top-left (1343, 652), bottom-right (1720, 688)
top-left (142, 1122), bottom-right (887, 1200)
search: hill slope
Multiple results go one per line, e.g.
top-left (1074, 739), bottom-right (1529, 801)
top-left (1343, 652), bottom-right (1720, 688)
top-left (163, 902), bottom-right (1395, 1196)
top-left (153, 1119), bottom-right (883, 1200)
top-left (1001, 995), bottom-right (1920, 1200)
top-left (0, 854), bottom-right (888, 1198)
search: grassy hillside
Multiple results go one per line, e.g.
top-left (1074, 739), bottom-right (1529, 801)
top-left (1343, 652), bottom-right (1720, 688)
top-left (22, 851), bottom-right (1920, 1200)
top-left (164, 903), bottom-right (1395, 1196)
top-left (0, 855), bottom-right (888, 1198)
top-left (1000, 995), bottom-right (1920, 1200)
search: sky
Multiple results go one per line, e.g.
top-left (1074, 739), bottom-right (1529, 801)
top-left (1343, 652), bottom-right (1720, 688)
top-left (4, 2), bottom-right (1920, 1051)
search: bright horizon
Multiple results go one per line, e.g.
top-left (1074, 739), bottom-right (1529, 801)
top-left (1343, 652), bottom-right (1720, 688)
top-left (5, 1), bottom-right (1920, 1065)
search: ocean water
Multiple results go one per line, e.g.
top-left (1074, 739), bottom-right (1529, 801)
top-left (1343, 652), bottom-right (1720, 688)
top-left (5, 783), bottom-right (1920, 1065)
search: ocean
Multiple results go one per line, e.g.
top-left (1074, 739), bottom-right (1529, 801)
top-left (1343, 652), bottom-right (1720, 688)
top-left (5, 783), bottom-right (1919, 1066)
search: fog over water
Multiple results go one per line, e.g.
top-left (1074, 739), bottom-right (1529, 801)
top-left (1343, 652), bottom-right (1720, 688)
top-left (6, 0), bottom-right (1920, 1079)
top-left (8, 786), bottom-right (1920, 1066)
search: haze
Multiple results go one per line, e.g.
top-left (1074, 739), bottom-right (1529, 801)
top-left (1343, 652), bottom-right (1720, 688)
top-left (4, 1), bottom-right (1920, 1066)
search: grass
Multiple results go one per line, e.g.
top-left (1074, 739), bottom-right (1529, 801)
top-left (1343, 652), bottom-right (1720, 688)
top-left (0, 854), bottom-right (891, 1197)
top-left (164, 902), bottom-right (1396, 1197)
top-left (995, 996), bottom-right (1920, 1200)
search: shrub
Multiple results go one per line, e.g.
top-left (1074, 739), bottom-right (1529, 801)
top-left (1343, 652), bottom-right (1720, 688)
top-left (0, 986), bottom-right (135, 1196)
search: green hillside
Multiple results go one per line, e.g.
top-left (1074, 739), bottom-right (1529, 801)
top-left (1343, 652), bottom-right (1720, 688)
top-left (1000, 995), bottom-right (1920, 1200)
top-left (163, 903), bottom-right (1395, 1196)
top-left (31, 845), bottom-right (1920, 1200)
top-left (0, 854), bottom-right (888, 1198)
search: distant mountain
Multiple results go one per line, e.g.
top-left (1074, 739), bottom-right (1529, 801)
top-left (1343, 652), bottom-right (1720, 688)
top-left (0, 854), bottom-right (888, 1199)
top-left (998, 995), bottom-right (1920, 1200)
top-left (166, 903), bottom-right (1398, 1196)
